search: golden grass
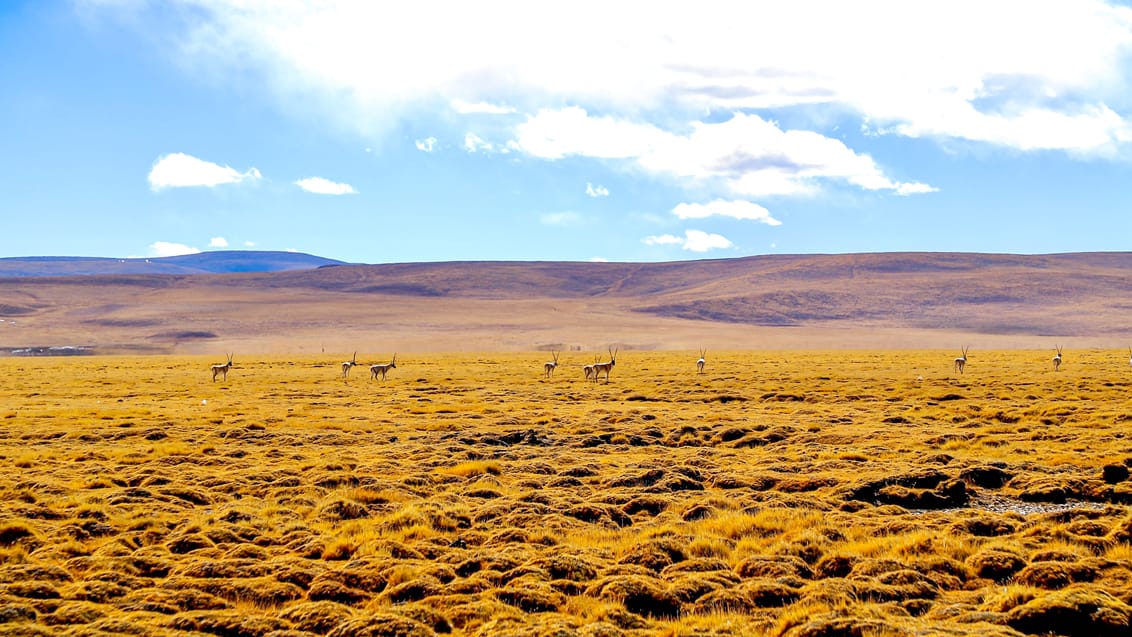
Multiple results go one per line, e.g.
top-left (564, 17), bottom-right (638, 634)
top-left (0, 349), bottom-right (1130, 636)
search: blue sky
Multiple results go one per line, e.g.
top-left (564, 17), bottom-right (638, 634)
top-left (3, 1), bottom-right (1132, 264)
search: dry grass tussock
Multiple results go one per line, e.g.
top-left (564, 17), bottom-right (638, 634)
top-left (0, 349), bottom-right (1131, 636)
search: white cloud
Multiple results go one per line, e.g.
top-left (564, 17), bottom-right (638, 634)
top-left (673, 200), bottom-right (781, 226)
top-left (112, 1), bottom-right (1132, 155)
top-left (540, 211), bottom-right (582, 226)
top-left (148, 153), bottom-right (261, 190)
top-left (589, 257), bottom-right (609, 262)
top-left (895, 182), bottom-right (940, 196)
top-left (585, 183), bottom-right (610, 198)
top-left (295, 176), bottom-right (358, 195)
top-left (415, 136), bottom-right (437, 152)
top-left (209, 237), bottom-right (229, 247)
top-left (464, 133), bottom-right (494, 153)
top-left (517, 108), bottom-right (933, 197)
top-left (451, 99), bottom-right (516, 115)
top-left (244, 241), bottom-right (256, 247)
top-left (682, 230), bottom-right (734, 252)
top-left (149, 241), bottom-right (201, 257)
top-left (642, 234), bottom-right (683, 246)
top-left (644, 229), bottom-right (735, 252)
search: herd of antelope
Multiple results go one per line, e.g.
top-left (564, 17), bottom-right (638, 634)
top-left (952, 345), bottom-right (1132, 374)
top-left (210, 346), bottom-right (1132, 382)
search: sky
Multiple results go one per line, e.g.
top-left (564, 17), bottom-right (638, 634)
top-left (2, 1), bottom-right (1132, 264)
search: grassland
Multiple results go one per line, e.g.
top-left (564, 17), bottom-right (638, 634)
top-left (1, 350), bottom-right (1131, 636)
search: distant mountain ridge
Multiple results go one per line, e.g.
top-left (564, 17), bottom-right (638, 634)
top-left (0, 251), bottom-right (346, 277)
top-left (2, 251), bottom-right (1131, 354)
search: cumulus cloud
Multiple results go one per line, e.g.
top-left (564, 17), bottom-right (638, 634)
top-left (683, 230), bottom-right (734, 252)
top-left (642, 234), bottom-right (683, 246)
top-left (295, 177), bottom-right (358, 195)
top-left (673, 200), bottom-right (781, 226)
top-left (148, 153), bottom-right (261, 190)
top-left (518, 108), bottom-right (933, 197)
top-left (643, 230), bottom-right (734, 252)
top-left (149, 241), bottom-right (200, 257)
top-left (209, 237), bottom-right (229, 247)
top-left (107, 1), bottom-right (1132, 155)
top-left (415, 136), bottom-right (437, 152)
top-left (464, 133), bottom-right (494, 153)
top-left (586, 183), bottom-right (610, 198)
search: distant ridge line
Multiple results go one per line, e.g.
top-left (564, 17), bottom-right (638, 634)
top-left (0, 250), bottom-right (347, 277)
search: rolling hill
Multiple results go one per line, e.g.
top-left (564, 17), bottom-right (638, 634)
top-left (0, 251), bottom-right (345, 277)
top-left (1, 252), bottom-right (1130, 354)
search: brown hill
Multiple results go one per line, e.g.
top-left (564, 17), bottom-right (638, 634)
top-left (1, 252), bottom-right (1130, 355)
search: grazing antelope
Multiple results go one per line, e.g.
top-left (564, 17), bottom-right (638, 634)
top-left (370, 354), bottom-right (397, 380)
top-left (954, 346), bottom-right (969, 374)
top-left (543, 351), bottom-right (559, 379)
top-left (697, 348), bottom-right (706, 374)
top-left (210, 353), bottom-right (233, 382)
top-left (592, 347), bottom-right (618, 383)
top-left (341, 351), bottom-right (358, 380)
top-left (1052, 346), bottom-right (1063, 372)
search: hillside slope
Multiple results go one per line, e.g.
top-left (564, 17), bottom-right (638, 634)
top-left (1, 252), bottom-right (1129, 354)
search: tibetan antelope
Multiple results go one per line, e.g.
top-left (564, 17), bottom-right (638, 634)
top-left (1127, 346), bottom-right (1131, 368)
top-left (543, 351), bottom-right (559, 379)
top-left (370, 354), bottom-right (397, 380)
top-left (697, 348), bottom-right (706, 374)
top-left (1052, 346), bottom-right (1063, 372)
top-left (210, 353), bottom-right (233, 382)
top-left (954, 346), bottom-right (969, 373)
top-left (592, 347), bottom-right (618, 383)
top-left (582, 356), bottom-right (597, 381)
top-left (341, 351), bottom-right (358, 380)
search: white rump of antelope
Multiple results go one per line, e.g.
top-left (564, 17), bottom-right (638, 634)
top-left (697, 348), bottom-right (706, 374)
top-left (582, 356), bottom-right (598, 381)
top-left (954, 346), bottom-right (969, 373)
top-left (592, 347), bottom-right (618, 383)
top-left (1052, 346), bottom-right (1063, 371)
top-left (370, 354), bottom-right (397, 380)
top-left (341, 351), bottom-right (358, 380)
top-left (210, 353), bottom-right (233, 382)
top-left (543, 351), bottom-right (559, 379)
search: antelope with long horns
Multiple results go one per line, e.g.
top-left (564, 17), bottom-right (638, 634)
top-left (954, 346), bottom-right (969, 374)
top-left (1052, 346), bottom-right (1063, 372)
top-left (341, 351), bottom-right (358, 380)
top-left (697, 348), bottom-right (706, 374)
top-left (210, 353), bottom-right (233, 382)
top-left (592, 347), bottom-right (618, 383)
top-left (582, 356), bottom-right (597, 381)
top-left (543, 351), bottom-right (559, 379)
top-left (370, 354), bottom-right (397, 380)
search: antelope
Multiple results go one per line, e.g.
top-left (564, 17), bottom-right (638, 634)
top-left (697, 348), bottom-right (706, 374)
top-left (1127, 346), bottom-right (1131, 368)
top-left (592, 347), bottom-right (617, 383)
top-left (341, 351), bottom-right (358, 380)
top-left (1052, 346), bottom-right (1063, 372)
top-left (210, 353), bottom-right (233, 382)
top-left (543, 351), bottom-right (559, 379)
top-left (370, 354), bottom-right (397, 380)
top-left (582, 357), bottom-right (597, 381)
top-left (954, 346), bottom-right (969, 374)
